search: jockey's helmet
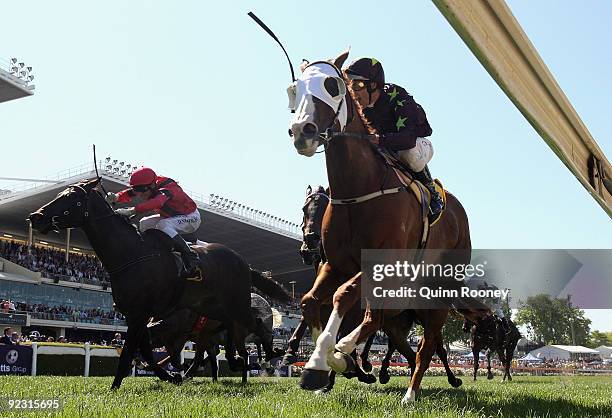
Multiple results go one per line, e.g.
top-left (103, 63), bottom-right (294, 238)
top-left (345, 58), bottom-right (385, 88)
top-left (130, 167), bottom-right (157, 188)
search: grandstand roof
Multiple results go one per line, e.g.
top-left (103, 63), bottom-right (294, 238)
top-left (0, 67), bottom-right (34, 103)
top-left (0, 167), bottom-right (315, 292)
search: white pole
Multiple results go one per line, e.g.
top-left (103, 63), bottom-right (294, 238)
top-left (31, 342), bottom-right (37, 376)
top-left (65, 229), bottom-right (71, 262)
top-left (84, 342), bottom-right (90, 377)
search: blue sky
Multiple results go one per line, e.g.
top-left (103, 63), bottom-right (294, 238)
top-left (1, 1), bottom-right (610, 330)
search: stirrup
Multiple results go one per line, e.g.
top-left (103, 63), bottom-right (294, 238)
top-left (184, 267), bottom-right (203, 282)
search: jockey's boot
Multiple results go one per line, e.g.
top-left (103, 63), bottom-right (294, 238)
top-left (414, 166), bottom-right (444, 217)
top-left (172, 235), bottom-right (200, 279)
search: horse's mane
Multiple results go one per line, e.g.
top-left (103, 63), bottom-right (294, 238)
top-left (342, 73), bottom-right (378, 136)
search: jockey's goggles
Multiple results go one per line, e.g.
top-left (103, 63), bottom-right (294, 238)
top-left (131, 185), bottom-right (151, 193)
top-left (350, 79), bottom-right (368, 92)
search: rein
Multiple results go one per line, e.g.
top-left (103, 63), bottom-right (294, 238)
top-left (106, 253), bottom-right (161, 276)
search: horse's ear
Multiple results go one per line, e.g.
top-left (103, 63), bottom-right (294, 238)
top-left (306, 185), bottom-right (312, 195)
top-left (332, 49), bottom-right (350, 70)
top-left (83, 177), bottom-right (102, 191)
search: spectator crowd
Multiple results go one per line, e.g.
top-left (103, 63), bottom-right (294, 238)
top-left (0, 239), bottom-right (110, 286)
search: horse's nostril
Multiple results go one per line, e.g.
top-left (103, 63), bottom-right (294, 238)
top-left (302, 123), bottom-right (317, 139)
top-left (288, 128), bottom-right (294, 137)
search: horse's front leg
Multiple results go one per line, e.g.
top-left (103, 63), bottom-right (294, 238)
top-left (330, 307), bottom-right (382, 374)
top-left (301, 262), bottom-right (343, 343)
top-left (486, 350), bottom-right (494, 380)
top-left (111, 321), bottom-right (143, 390)
top-left (281, 320), bottom-right (307, 366)
top-left (360, 333), bottom-right (376, 373)
top-left (300, 271), bottom-right (359, 390)
top-left (473, 347), bottom-right (479, 381)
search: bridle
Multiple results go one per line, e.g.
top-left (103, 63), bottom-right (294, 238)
top-left (301, 191), bottom-right (330, 252)
top-left (44, 185), bottom-right (119, 232)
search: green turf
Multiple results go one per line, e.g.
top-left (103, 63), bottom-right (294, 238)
top-left (0, 375), bottom-right (610, 417)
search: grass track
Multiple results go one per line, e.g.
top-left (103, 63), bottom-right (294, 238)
top-left (0, 375), bottom-right (611, 417)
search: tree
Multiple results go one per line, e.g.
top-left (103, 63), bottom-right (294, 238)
top-left (587, 330), bottom-right (612, 348)
top-left (515, 294), bottom-right (591, 345)
top-left (442, 313), bottom-right (469, 350)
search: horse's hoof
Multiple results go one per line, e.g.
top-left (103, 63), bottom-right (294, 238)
top-left (401, 388), bottom-right (417, 404)
top-left (361, 361), bottom-right (373, 373)
top-left (169, 372), bottom-right (183, 385)
top-left (450, 378), bottom-right (463, 388)
top-left (379, 372), bottom-right (390, 384)
top-left (300, 369), bottom-right (330, 391)
top-left (358, 373), bottom-right (376, 384)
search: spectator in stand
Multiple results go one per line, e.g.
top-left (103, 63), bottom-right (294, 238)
top-left (111, 333), bottom-right (124, 347)
top-left (2, 327), bottom-right (15, 345)
top-left (0, 239), bottom-right (111, 287)
top-left (57, 336), bottom-right (66, 343)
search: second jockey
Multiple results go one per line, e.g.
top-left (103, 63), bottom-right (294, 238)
top-left (106, 167), bottom-right (201, 279)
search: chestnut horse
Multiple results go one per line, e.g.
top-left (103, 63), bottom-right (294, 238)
top-left (287, 52), bottom-right (480, 403)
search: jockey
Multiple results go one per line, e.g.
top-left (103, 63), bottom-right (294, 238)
top-left (462, 278), bottom-right (511, 334)
top-left (106, 167), bottom-right (201, 279)
top-left (344, 58), bottom-right (444, 217)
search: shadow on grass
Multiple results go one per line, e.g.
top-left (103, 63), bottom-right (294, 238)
top-left (368, 383), bottom-right (611, 417)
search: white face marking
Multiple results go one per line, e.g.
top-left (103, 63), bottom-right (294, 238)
top-left (288, 62), bottom-right (348, 157)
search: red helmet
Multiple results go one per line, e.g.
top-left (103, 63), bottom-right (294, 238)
top-left (129, 167), bottom-right (157, 187)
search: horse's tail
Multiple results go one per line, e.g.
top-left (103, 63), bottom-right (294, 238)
top-left (250, 269), bottom-right (292, 303)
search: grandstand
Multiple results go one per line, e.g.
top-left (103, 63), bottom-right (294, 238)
top-left (0, 161), bottom-right (313, 344)
top-left (0, 56), bottom-right (35, 103)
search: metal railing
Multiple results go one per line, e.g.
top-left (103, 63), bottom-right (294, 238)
top-left (44, 273), bottom-right (110, 288)
top-left (1, 160), bottom-right (302, 238)
top-left (28, 311), bottom-right (126, 326)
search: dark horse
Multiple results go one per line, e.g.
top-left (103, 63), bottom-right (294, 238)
top-left (28, 178), bottom-right (290, 389)
top-left (151, 293), bottom-right (283, 382)
top-left (285, 185), bottom-right (378, 390)
top-left (469, 316), bottom-right (521, 381)
top-left (287, 52), bottom-right (486, 402)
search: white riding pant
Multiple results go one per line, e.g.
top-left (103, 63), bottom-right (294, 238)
top-left (139, 210), bottom-right (201, 238)
top-left (396, 137), bottom-right (434, 172)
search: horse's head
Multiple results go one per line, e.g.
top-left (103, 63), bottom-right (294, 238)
top-left (28, 178), bottom-right (104, 234)
top-left (288, 51), bottom-right (350, 156)
top-left (299, 185), bottom-right (329, 265)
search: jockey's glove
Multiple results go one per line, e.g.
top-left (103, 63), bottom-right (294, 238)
top-left (115, 207), bottom-right (136, 217)
top-left (106, 192), bottom-right (118, 204)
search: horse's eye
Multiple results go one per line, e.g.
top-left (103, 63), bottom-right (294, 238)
top-left (64, 211), bottom-right (70, 215)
